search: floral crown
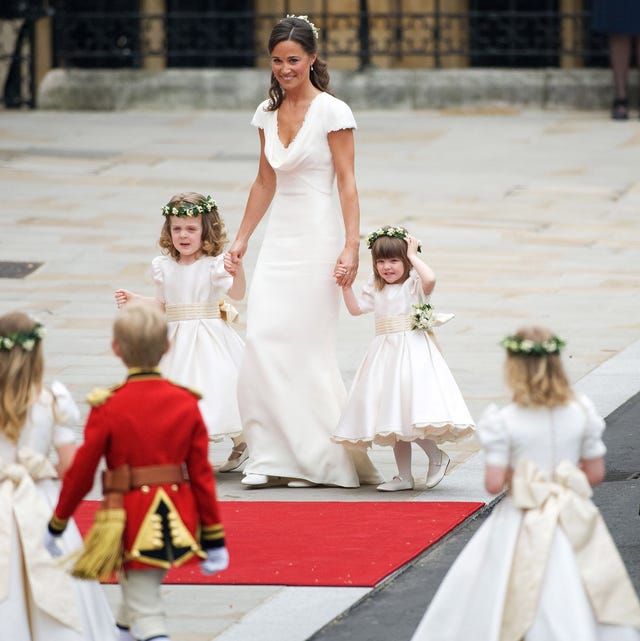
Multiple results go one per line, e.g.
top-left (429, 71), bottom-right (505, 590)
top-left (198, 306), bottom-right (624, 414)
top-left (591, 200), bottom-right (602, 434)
top-left (366, 226), bottom-right (422, 252)
top-left (0, 322), bottom-right (45, 352)
top-left (161, 195), bottom-right (217, 218)
top-left (501, 335), bottom-right (565, 356)
top-left (285, 14), bottom-right (319, 39)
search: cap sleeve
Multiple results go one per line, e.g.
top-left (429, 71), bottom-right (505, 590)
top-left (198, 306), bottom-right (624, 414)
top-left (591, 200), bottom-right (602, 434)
top-left (477, 404), bottom-right (510, 467)
top-left (209, 255), bottom-right (233, 294)
top-left (50, 381), bottom-right (79, 447)
top-left (356, 275), bottom-right (376, 314)
top-left (324, 95), bottom-right (357, 133)
top-left (151, 255), bottom-right (166, 303)
top-left (577, 394), bottom-right (607, 460)
top-left (251, 100), bottom-right (270, 129)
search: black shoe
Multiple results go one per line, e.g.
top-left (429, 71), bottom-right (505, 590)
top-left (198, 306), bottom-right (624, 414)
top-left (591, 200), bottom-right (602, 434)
top-left (611, 98), bottom-right (629, 120)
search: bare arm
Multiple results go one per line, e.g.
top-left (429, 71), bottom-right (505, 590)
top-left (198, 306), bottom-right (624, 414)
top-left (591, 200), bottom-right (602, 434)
top-left (114, 289), bottom-right (165, 310)
top-left (227, 129), bottom-right (276, 262)
top-left (484, 465), bottom-right (509, 494)
top-left (405, 236), bottom-right (436, 296)
top-left (225, 258), bottom-right (246, 300)
top-left (341, 286), bottom-right (363, 316)
top-left (328, 128), bottom-right (360, 288)
top-left (55, 442), bottom-right (77, 478)
top-left (580, 456), bottom-right (605, 486)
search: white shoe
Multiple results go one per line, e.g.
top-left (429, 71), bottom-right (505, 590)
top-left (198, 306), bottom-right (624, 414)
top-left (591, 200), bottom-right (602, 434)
top-left (425, 450), bottom-right (450, 489)
top-left (241, 473), bottom-right (270, 486)
top-left (218, 442), bottom-right (248, 473)
top-left (377, 476), bottom-right (414, 492)
top-left (287, 479), bottom-right (318, 488)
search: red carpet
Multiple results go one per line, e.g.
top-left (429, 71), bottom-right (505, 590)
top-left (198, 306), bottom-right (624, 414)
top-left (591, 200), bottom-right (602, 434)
top-left (75, 500), bottom-right (483, 587)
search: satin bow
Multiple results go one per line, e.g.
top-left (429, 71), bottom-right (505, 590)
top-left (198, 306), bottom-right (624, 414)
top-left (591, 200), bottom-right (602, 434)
top-left (218, 299), bottom-right (239, 323)
top-left (500, 459), bottom-right (640, 641)
top-left (0, 448), bottom-right (81, 631)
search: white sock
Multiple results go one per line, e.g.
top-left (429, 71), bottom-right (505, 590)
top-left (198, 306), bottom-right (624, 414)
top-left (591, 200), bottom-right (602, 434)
top-left (392, 441), bottom-right (412, 479)
top-left (415, 437), bottom-right (440, 463)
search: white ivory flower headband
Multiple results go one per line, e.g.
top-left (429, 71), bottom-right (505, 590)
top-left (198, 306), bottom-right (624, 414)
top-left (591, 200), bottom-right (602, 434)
top-left (501, 335), bottom-right (565, 356)
top-left (161, 194), bottom-right (217, 218)
top-left (285, 14), bottom-right (319, 39)
top-left (366, 225), bottom-right (422, 252)
top-left (0, 322), bottom-right (45, 352)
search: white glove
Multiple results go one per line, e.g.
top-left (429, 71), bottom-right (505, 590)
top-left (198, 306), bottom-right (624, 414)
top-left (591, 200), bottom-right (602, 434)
top-left (199, 546), bottom-right (229, 576)
top-left (44, 530), bottom-right (63, 558)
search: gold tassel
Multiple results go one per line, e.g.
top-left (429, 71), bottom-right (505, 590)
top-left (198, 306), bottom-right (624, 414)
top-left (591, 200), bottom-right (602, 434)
top-left (71, 508), bottom-right (126, 580)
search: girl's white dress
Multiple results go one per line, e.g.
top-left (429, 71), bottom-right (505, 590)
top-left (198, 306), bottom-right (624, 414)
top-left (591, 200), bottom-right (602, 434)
top-left (152, 254), bottom-right (244, 440)
top-left (0, 382), bottom-right (117, 641)
top-left (333, 270), bottom-right (475, 446)
top-left (239, 92), bottom-right (381, 486)
top-left (410, 395), bottom-right (640, 641)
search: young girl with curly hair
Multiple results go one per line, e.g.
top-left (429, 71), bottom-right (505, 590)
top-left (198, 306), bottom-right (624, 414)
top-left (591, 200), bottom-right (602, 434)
top-left (115, 193), bottom-right (247, 471)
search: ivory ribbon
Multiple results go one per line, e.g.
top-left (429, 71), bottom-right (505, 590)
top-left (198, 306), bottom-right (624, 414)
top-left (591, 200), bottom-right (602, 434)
top-left (165, 301), bottom-right (238, 323)
top-left (500, 459), bottom-right (640, 641)
top-left (0, 448), bottom-right (81, 631)
top-left (375, 312), bottom-right (455, 336)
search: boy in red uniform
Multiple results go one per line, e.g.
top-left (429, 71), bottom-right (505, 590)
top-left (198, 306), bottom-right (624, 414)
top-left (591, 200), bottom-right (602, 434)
top-left (46, 301), bottom-right (228, 641)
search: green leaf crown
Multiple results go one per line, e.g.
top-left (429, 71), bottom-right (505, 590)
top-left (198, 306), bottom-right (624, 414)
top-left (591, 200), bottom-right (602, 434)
top-left (0, 322), bottom-right (45, 352)
top-left (366, 225), bottom-right (422, 252)
top-left (501, 335), bottom-right (566, 356)
top-left (161, 194), bottom-right (217, 218)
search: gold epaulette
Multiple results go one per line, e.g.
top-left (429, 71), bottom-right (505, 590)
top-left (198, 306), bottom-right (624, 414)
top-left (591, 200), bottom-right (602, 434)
top-left (86, 383), bottom-right (123, 407)
top-left (168, 380), bottom-right (203, 399)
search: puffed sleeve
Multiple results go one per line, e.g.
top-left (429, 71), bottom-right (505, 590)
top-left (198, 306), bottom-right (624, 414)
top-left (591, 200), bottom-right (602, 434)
top-left (356, 275), bottom-right (376, 314)
top-left (406, 268), bottom-right (424, 301)
top-left (251, 100), bottom-right (270, 129)
top-left (209, 255), bottom-right (233, 294)
top-left (324, 95), bottom-right (357, 133)
top-left (477, 404), bottom-right (510, 467)
top-left (50, 381), bottom-right (80, 447)
top-left (151, 255), bottom-right (166, 303)
top-left (577, 394), bottom-right (607, 460)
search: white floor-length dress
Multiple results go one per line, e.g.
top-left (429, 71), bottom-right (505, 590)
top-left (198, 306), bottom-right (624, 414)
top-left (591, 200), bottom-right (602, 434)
top-left (152, 254), bottom-right (244, 440)
top-left (0, 382), bottom-right (117, 641)
top-left (409, 395), bottom-right (640, 641)
top-left (239, 92), bottom-right (381, 486)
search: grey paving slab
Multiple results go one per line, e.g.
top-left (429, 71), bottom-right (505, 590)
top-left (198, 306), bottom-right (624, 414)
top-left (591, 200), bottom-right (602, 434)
top-left (1, 107), bottom-right (639, 640)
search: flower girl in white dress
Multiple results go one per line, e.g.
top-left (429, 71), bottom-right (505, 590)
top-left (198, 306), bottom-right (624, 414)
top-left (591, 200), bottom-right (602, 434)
top-left (410, 326), bottom-right (640, 641)
top-left (0, 311), bottom-right (117, 641)
top-left (333, 226), bottom-right (475, 491)
top-left (115, 192), bottom-right (247, 472)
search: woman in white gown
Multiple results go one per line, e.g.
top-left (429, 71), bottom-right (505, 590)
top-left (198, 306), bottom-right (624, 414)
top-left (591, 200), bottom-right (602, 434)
top-left (226, 15), bottom-right (381, 488)
top-left (0, 312), bottom-right (117, 641)
top-left (410, 326), bottom-right (640, 641)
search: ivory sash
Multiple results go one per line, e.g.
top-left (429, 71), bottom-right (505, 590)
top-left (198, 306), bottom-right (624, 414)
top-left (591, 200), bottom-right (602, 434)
top-left (166, 300), bottom-right (238, 323)
top-left (500, 459), bottom-right (640, 641)
top-left (375, 312), bottom-right (455, 336)
top-left (0, 448), bottom-right (81, 631)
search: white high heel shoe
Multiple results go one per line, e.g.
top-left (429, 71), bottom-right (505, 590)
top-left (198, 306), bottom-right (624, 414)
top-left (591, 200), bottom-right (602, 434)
top-left (241, 473), bottom-right (270, 486)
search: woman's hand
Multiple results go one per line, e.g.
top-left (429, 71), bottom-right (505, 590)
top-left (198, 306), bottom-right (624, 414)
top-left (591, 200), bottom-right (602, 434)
top-left (334, 245), bottom-right (359, 287)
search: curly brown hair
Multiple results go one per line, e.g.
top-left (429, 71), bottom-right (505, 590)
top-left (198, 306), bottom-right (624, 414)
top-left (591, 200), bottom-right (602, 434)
top-left (370, 235), bottom-right (412, 291)
top-left (505, 326), bottom-right (574, 408)
top-left (158, 192), bottom-right (228, 260)
top-left (0, 312), bottom-right (44, 443)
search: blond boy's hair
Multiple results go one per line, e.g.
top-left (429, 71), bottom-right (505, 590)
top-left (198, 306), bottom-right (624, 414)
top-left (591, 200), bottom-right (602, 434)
top-left (113, 302), bottom-right (168, 368)
top-left (505, 326), bottom-right (573, 408)
top-left (0, 312), bottom-right (44, 442)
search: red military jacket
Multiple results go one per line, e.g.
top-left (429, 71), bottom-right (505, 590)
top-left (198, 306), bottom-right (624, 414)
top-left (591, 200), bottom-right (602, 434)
top-left (52, 370), bottom-right (225, 570)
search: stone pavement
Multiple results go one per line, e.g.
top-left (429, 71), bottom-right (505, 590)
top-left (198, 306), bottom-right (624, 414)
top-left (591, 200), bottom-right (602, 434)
top-left (1, 106), bottom-right (640, 640)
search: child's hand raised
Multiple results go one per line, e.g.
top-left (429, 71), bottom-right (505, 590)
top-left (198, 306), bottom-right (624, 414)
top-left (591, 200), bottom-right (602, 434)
top-left (405, 235), bottom-right (421, 257)
top-left (114, 289), bottom-right (134, 309)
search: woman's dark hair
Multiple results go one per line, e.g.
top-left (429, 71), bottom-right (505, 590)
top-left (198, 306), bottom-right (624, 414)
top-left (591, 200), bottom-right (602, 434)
top-left (266, 16), bottom-right (331, 111)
